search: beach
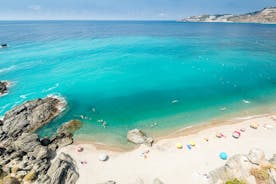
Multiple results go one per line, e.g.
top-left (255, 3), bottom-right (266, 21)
top-left (59, 113), bottom-right (276, 184)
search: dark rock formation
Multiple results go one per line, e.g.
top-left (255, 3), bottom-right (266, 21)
top-left (0, 96), bottom-right (79, 184)
top-left (209, 148), bottom-right (276, 184)
top-left (0, 81), bottom-right (8, 96)
top-left (127, 129), bottom-right (154, 146)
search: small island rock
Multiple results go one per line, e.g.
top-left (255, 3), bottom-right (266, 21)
top-left (127, 129), bottom-right (154, 146)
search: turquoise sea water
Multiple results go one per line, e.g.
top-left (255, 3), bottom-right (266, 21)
top-left (1, 21), bottom-right (276, 147)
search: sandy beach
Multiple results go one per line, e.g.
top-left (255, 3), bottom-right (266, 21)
top-left (59, 113), bottom-right (276, 184)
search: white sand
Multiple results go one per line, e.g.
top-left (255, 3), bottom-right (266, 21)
top-left (59, 114), bottom-right (276, 184)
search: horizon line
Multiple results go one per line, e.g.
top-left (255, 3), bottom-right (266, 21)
top-left (0, 19), bottom-right (178, 21)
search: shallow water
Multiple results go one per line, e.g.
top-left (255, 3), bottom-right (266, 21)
top-left (1, 21), bottom-right (276, 147)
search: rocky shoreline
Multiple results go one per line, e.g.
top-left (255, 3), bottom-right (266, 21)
top-left (0, 96), bottom-right (79, 184)
top-left (210, 148), bottom-right (276, 184)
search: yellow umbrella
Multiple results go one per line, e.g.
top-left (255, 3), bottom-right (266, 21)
top-left (189, 141), bottom-right (196, 147)
top-left (176, 143), bottom-right (183, 149)
top-left (250, 123), bottom-right (259, 129)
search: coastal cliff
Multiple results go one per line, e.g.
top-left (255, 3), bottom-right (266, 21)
top-left (0, 96), bottom-right (79, 184)
top-left (181, 7), bottom-right (276, 24)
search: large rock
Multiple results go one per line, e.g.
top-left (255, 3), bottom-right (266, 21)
top-left (35, 153), bottom-right (79, 184)
top-left (209, 149), bottom-right (276, 184)
top-left (0, 96), bottom-right (66, 143)
top-left (48, 120), bottom-right (82, 152)
top-left (209, 154), bottom-right (252, 183)
top-left (247, 148), bottom-right (265, 165)
top-left (0, 81), bottom-right (8, 95)
top-left (127, 129), bottom-right (154, 146)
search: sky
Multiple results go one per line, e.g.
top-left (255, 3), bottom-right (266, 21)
top-left (0, 0), bottom-right (275, 20)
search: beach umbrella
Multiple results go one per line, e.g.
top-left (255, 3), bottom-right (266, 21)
top-left (98, 153), bottom-right (109, 161)
top-left (232, 131), bottom-right (241, 139)
top-left (250, 123), bottom-right (259, 129)
top-left (176, 143), bottom-right (183, 149)
top-left (189, 141), bottom-right (196, 147)
top-left (219, 152), bottom-right (228, 160)
top-left (216, 132), bottom-right (225, 138)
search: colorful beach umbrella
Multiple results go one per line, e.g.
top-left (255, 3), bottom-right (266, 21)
top-left (232, 131), bottom-right (241, 139)
top-left (176, 143), bottom-right (183, 149)
top-left (219, 152), bottom-right (228, 160)
top-left (189, 141), bottom-right (196, 147)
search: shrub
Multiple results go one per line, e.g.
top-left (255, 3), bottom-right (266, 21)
top-left (225, 178), bottom-right (246, 184)
top-left (250, 167), bottom-right (269, 181)
top-left (23, 170), bottom-right (36, 182)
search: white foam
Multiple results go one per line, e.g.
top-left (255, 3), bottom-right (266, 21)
top-left (42, 83), bottom-right (59, 93)
top-left (0, 65), bottom-right (16, 74)
top-left (47, 94), bottom-right (67, 113)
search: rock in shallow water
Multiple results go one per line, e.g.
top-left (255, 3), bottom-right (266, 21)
top-left (127, 129), bottom-right (154, 146)
top-left (0, 81), bottom-right (8, 95)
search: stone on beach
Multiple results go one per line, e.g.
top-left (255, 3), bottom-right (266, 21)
top-left (127, 129), bottom-right (154, 146)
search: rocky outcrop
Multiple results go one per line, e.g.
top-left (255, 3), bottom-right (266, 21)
top-left (0, 96), bottom-right (79, 184)
top-left (127, 129), bottom-right (154, 146)
top-left (0, 96), bottom-right (66, 145)
top-left (181, 7), bottom-right (276, 24)
top-left (209, 148), bottom-right (276, 184)
top-left (0, 81), bottom-right (8, 96)
top-left (34, 153), bottom-right (79, 184)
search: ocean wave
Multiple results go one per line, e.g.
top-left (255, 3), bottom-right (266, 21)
top-left (47, 94), bottom-right (67, 113)
top-left (42, 83), bottom-right (59, 93)
top-left (0, 65), bottom-right (16, 74)
top-left (0, 103), bottom-right (12, 114)
top-left (19, 92), bottom-right (34, 99)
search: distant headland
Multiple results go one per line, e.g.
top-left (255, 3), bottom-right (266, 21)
top-left (181, 7), bottom-right (276, 24)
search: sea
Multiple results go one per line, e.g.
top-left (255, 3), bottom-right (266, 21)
top-left (1, 21), bottom-right (276, 148)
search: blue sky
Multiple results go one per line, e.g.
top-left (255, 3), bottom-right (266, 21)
top-left (0, 0), bottom-right (275, 20)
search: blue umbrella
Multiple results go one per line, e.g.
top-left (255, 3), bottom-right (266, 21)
top-left (219, 152), bottom-right (228, 160)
